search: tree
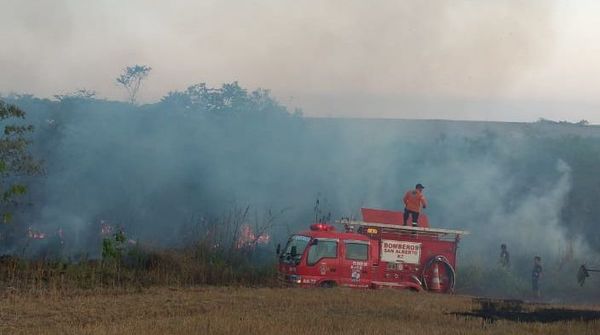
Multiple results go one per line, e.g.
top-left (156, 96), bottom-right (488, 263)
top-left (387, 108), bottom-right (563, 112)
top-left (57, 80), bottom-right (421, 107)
top-left (53, 88), bottom-right (97, 102)
top-left (0, 100), bottom-right (42, 223)
top-left (116, 65), bottom-right (152, 104)
top-left (158, 82), bottom-right (291, 116)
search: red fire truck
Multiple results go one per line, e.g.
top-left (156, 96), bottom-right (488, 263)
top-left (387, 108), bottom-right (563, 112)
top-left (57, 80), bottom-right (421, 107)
top-left (277, 208), bottom-right (468, 293)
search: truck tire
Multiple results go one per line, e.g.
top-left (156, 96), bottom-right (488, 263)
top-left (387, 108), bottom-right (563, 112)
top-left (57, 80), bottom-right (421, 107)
top-left (320, 281), bottom-right (336, 288)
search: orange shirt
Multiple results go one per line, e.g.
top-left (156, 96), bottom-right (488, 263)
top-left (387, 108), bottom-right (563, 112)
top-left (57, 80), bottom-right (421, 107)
top-left (403, 190), bottom-right (427, 212)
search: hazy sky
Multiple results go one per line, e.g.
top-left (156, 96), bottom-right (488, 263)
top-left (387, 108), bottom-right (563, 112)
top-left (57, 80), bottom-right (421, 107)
top-left (2, 0), bottom-right (600, 123)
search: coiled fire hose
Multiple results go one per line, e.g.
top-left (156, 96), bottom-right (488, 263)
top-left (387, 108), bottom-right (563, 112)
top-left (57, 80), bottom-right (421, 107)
top-left (422, 255), bottom-right (456, 293)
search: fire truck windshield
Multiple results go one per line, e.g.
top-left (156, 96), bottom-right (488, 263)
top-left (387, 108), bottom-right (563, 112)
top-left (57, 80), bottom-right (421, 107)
top-left (281, 235), bottom-right (310, 263)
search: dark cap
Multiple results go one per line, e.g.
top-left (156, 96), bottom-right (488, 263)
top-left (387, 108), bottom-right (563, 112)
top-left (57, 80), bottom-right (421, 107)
top-left (415, 183), bottom-right (425, 189)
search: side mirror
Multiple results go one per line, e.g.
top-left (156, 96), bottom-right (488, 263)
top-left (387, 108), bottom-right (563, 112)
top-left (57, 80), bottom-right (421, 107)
top-left (291, 246), bottom-right (297, 258)
top-left (276, 243), bottom-right (281, 255)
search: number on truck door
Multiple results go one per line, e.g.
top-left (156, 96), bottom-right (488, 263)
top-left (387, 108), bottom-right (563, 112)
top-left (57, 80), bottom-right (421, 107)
top-left (340, 241), bottom-right (370, 287)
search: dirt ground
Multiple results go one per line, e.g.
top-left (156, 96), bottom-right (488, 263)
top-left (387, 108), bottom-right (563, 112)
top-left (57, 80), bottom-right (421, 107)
top-left (1, 287), bottom-right (599, 335)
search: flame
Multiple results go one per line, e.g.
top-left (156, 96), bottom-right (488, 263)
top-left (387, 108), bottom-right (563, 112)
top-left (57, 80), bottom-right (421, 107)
top-left (100, 222), bottom-right (113, 236)
top-left (236, 224), bottom-right (270, 249)
top-left (27, 227), bottom-right (46, 240)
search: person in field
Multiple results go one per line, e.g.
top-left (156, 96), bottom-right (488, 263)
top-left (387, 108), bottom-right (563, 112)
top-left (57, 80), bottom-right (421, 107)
top-left (532, 256), bottom-right (543, 298)
top-left (403, 183), bottom-right (427, 226)
top-left (500, 243), bottom-right (510, 268)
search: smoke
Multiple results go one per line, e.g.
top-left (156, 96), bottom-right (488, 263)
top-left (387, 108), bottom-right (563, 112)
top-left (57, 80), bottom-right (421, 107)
top-left (2, 94), bottom-right (598, 268)
top-left (488, 160), bottom-right (571, 254)
top-left (0, 0), bottom-right (565, 122)
top-left (6, 0), bottom-right (600, 302)
top-left (450, 157), bottom-right (574, 261)
top-left (312, 121), bottom-right (594, 261)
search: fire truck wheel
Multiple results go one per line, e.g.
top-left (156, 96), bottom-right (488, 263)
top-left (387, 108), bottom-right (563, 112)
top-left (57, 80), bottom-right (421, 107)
top-left (320, 281), bottom-right (337, 288)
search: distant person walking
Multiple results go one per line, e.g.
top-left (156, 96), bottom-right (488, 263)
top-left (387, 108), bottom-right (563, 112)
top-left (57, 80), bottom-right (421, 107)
top-left (532, 256), bottom-right (543, 298)
top-left (500, 244), bottom-right (510, 268)
top-left (403, 183), bottom-right (427, 226)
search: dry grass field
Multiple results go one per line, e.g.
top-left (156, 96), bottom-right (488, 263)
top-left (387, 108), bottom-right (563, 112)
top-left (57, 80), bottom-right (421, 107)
top-left (1, 287), bottom-right (599, 335)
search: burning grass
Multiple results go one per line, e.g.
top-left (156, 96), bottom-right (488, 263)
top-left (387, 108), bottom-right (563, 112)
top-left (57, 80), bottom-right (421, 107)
top-left (0, 244), bottom-right (277, 293)
top-left (1, 287), bottom-right (599, 334)
top-left (1, 208), bottom-right (278, 292)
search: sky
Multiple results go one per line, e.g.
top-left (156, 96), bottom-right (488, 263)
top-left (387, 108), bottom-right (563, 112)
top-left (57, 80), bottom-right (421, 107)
top-left (2, 0), bottom-right (600, 123)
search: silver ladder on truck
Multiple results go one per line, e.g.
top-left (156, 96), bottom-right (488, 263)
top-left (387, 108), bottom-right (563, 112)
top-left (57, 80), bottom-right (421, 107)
top-left (336, 218), bottom-right (469, 241)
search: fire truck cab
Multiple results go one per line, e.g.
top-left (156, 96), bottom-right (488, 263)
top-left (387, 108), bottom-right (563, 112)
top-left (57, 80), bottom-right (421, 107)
top-left (277, 208), bottom-right (468, 293)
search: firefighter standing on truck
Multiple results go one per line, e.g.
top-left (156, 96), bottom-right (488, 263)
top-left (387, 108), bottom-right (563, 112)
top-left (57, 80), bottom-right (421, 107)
top-left (403, 183), bottom-right (427, 226)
